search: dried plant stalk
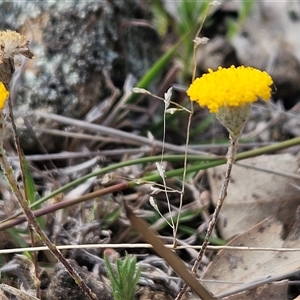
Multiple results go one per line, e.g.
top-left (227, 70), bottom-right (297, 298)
top-left (191, 136), bottom-right (238, 269)
top-left (0, 30), bottom-right (97, 300)
top-left (175, 137), bottom-right (237, 300)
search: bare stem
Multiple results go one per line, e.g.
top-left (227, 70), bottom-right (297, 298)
top-left (29, 227), bottom-right (41, 298)
top-left (175, 136), bottom-right (238, 300)
top-left (2, 106), bottom-right (98, 300)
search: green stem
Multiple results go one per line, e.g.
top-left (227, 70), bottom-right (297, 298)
top-left (27, 155), bottom-right (220, 210)
top-left (28, 136), bottom-right (300, 210)
top-left (1, 137), bottom-right (299, 232)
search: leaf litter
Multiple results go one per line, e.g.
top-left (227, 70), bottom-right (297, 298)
top-left (207, 153), bottom-right (300, 240)
top-left (202, 215), bottom-right (300, 299)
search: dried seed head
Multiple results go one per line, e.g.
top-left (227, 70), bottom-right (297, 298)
top-left (0, 30), bottom-right (34, 89)
top-left (0, 30), bottom-right (34, 61)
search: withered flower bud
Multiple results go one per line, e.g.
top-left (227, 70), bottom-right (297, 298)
top-left (0, 30), bottom-right (34, 89)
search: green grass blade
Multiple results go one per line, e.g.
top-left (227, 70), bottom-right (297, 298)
top-left (23, 156), bottom-right (44, 229)
top-left (127, 33), bottom-right (188, 104)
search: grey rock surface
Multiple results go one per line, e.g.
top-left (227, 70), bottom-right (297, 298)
top-left (0, 0), bottom-right (160, 152)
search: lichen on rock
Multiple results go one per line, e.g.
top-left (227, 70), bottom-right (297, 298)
top-left (0, 0), bottom-right (160, 152)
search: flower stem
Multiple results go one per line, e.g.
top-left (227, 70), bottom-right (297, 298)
top-left (3, 105), bottom-right (98, 300)
top-left (193, 135), bottom-right (237, 265)
top-left (176, 136), bottom-right (238, 300)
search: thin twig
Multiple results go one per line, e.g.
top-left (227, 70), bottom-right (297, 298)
top-left (2, 243), bottom-right (300, 254)
top-left (174, 0), bottom-right (214, 249)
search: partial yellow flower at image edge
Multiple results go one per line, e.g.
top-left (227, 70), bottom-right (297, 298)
top-left (187, 65), bottom-right (273, 113)
top-left (0, 82), bottom-right (9, 110)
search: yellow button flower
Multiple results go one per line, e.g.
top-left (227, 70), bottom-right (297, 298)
top-left (0, 82), bottom-right (9, 110)
top-left (187, 65), bottom-right (273, 113)
top-left (187, 66), bottom-right (273, 139)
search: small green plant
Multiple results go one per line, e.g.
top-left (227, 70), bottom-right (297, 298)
top-left (104, 254), bottom-right (141, 300)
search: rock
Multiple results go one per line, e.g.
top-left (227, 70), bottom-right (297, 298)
top-left (0, 1), bottom-right (160, 153)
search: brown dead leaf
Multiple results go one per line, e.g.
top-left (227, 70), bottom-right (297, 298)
top-left (222, 281), bottom-right (288, 300)
top-left (201, 217), bottom-right (300, 299)
top-left (207, 154), bottom-right (300, 239)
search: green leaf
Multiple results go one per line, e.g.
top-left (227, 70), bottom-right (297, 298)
top-left (127, 35), bottom-right (187, 104)
top-left (23, 156), bottom-right (44, 229)
top-left (6, 228), bottom-right (32, 259)
top-left (104, 254), bottom-right (141, 300)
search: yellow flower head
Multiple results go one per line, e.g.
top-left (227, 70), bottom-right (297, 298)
top-left (187, 65), bottom-right (273, 113)
top-left (0, 82), bottom-right (9, 109)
